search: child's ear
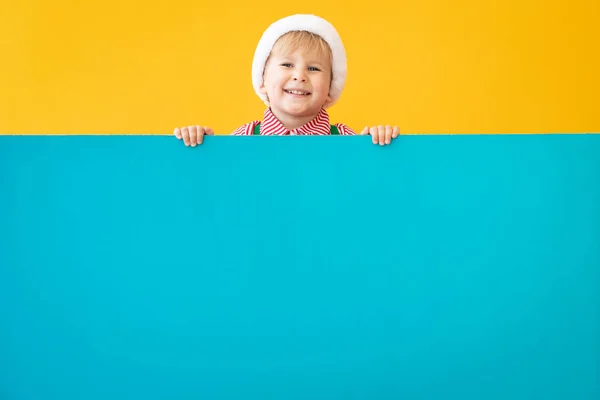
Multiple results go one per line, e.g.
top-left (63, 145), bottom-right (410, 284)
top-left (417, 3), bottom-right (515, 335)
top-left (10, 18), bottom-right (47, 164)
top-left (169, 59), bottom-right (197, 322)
top-left (322, 93), bottom-right (334, 109)
top-left (259, 82), bottom-right (270, 105)
top-left (259, 82), bottom-right (270, 104)
top-left (259, 81), bottom-right (267, 95)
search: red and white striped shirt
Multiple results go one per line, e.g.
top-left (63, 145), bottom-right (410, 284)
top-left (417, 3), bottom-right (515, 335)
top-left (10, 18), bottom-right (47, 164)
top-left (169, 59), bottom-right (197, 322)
top-left (231, 107), bottom-right (357, 136)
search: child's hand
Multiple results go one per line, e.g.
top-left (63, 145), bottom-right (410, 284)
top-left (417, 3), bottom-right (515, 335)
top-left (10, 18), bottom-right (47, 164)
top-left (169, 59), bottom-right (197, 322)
top-left (174, 125), bottom-right (214, 147)
top-left (360, 125), bottom-right (400, 145)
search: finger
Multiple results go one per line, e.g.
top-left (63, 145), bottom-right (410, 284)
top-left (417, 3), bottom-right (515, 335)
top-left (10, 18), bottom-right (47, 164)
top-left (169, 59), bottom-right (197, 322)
top-left (385, 125), bottom-right (393, 145)
top-left (360, 126), bottom-right (369, 135)
top-left (174, 127), bottom-right (182, 139)
top-left (392, 126), bottom-right (400, 138)
top-left (188, 125), bottom-right (198, 146)
top-left (378, 125), bottom-right (386, 146)
top-left (204, 126), bottom-right (214, 135)
top-left (370, 126), bottom-right (378, 144)
top-left (196, 125), bottom-right (205, 145)
top-left (181, 126), bottom-right (190, 146)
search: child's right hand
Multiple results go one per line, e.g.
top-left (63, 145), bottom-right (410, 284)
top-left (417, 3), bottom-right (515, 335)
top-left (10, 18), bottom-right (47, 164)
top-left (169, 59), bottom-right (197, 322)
top-left (174, 125), bottom-right (214, 147)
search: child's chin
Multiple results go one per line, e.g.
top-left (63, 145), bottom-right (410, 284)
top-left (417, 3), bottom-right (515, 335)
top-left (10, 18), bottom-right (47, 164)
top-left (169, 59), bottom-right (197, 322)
top-left (284, 109), bottom-right (314, 117)
top-left (284, 104), bottom-right (305, 110)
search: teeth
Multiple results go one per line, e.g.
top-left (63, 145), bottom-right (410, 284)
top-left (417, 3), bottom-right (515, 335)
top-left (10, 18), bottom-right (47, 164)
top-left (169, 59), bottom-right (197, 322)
top-left (286, 90), bottom-right (309, 95)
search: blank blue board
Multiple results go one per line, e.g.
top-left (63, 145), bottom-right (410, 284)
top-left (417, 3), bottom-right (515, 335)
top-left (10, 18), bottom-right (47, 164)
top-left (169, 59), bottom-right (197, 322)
top-left (0, 134), bottom-right (599, 400)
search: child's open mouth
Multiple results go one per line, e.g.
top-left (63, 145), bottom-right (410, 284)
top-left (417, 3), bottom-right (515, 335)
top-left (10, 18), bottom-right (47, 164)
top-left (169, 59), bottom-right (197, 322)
top-left (284, 89), bottom-right (311, 96)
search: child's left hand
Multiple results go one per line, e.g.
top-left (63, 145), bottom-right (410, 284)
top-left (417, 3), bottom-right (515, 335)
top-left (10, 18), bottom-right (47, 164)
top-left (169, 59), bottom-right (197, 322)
top-left (361, 125), bottom-right (400, 145)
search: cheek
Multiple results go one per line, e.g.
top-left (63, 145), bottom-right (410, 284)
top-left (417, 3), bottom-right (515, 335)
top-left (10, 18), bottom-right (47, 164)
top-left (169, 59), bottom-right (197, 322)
top-left (266, 73), bottom-right (285, 89)
top-left (313, 76), bottom-right (330, 92)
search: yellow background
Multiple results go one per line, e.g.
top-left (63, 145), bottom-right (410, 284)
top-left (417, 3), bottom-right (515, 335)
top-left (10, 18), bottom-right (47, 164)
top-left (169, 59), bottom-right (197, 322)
top-left (1, 0), bottom-right (598, 134)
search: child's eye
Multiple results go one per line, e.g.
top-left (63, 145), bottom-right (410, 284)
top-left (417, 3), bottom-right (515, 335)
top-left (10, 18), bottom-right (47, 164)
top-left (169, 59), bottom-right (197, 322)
top-left (308, 67), bottom-right (321, 72)
top-left (281, 63), bottom-right (293, 68)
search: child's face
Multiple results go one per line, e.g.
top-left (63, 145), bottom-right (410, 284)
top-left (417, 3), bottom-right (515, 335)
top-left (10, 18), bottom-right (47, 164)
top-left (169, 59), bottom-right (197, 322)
top-left (259, 46), bottom-right (333, 121)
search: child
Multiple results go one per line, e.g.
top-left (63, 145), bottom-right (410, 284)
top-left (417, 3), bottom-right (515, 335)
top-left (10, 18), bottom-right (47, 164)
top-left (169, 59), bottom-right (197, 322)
top-left (174, 14), bottom-right (400, 146)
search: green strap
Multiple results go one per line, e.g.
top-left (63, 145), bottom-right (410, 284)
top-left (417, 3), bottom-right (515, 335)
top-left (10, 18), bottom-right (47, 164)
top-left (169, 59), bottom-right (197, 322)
top-left (253, 123), bottom-right (340, 135)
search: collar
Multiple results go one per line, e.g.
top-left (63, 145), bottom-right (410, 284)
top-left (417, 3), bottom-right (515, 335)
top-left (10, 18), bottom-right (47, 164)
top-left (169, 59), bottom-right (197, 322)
top-left (260, 107), bottom-right (331, 136)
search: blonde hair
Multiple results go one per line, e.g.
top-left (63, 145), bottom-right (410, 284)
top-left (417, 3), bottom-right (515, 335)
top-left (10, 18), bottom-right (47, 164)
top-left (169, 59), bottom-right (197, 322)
top-left (271, 31), bottom-right (332, 64)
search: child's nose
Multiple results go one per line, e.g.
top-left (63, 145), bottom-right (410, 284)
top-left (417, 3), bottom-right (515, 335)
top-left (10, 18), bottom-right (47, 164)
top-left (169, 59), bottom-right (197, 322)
top-left (292, 69), bottom-right (307, 81)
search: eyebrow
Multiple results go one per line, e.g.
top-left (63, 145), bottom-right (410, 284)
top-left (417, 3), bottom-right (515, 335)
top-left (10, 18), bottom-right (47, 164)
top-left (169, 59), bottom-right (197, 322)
top-left (299, 60), bottom-right (330, 69)
top-left (274, 54), bottom-right (329, 67)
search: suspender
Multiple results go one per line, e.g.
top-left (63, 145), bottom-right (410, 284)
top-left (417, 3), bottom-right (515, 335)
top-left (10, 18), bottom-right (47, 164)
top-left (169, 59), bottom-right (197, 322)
top-left (253, 123), bottom-right (340, 135)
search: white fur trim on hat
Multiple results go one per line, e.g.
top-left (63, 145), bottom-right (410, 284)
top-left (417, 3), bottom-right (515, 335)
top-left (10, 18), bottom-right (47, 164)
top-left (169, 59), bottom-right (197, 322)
top-left (251, 14), bottom-right (347, 107)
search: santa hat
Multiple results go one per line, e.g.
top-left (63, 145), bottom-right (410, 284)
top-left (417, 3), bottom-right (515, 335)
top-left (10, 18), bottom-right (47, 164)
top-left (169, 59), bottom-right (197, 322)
top-left (251, 14), bottom-right (347, 107)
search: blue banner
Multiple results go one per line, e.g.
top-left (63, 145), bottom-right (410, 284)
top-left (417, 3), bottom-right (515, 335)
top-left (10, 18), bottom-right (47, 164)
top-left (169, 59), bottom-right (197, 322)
top-left (1, 134), bottom-right (599, 399)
